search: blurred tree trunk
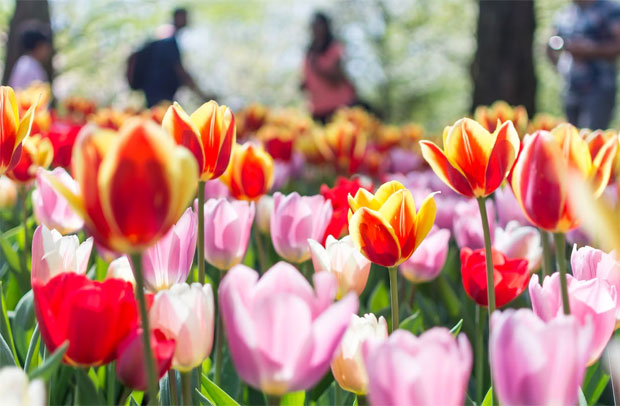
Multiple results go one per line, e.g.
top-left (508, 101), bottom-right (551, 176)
top-left (471, 0), bottom-right (536, 115)
top-left (2, 0), bottom-right (53, 85)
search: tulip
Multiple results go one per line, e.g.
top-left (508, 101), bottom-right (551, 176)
top-left (31, 225), bottom-right (93, 284)
top-left (203, 178), bottom-right (230, 200)
top-left (331, 314), bottom-right (388, 395)
top-left (362, 328), bottom-right (472, 406)
top-left (474, 100), bottom-right (528, 135)
top-left (32, 168), bottom-right (83, 234)
top-left (255, 195), bottom-right (274, 234)
top-left (203, 198), bottom-right (255, 270)
top-left (453, 199), bottom-right (495, 250)
top-left (46, 119), bottom-right (198, 253)
top-left (571, 245), bottom-right (620, 326)
top-left (0, 86), bottom-right (36, 176)
top-left (419, 118), bottom-right (520, 198)
top-left (270, 192), bottom-right (332, 263)
top-left (220, 142), bottom-right (274, 201)
top-left (219, 262), bottom-right (358, 396)
top-left (308, 235), bottom-right (371, 298)
top-left (106, 256), bottom-right (135, 284)
top-left (16, 82), bottom-right (50, 134)
top-left (494, 221), bottom-right (542, 273)
top-left (528, 113), bottom-right (562, 133)
top-left (149, 283), bottom-right (215, 371)
top-left (490, 309), bottom-right (591, 406)
top-left (33, 272), bottom-right (139, 365)
top-left (511, 125), bottom-right (617, 233)
top-left (7, 134), bottom-right (53, 183)
top-left (315, 120), bottom-right (367, 174)
top-left (461, 247), bottom-right (529, 307)
top-left (529, 273), bottom-right (617, 365)
top-left (142, 207), bottom-right (197, 291)
top-left (45, 120), bottom-right (82, 168)
top-left (0, 366), bottom-right (45, 406)
top-left (0, 176), bottom-right (17, 208)
top-left (320, 177), bottom-right (372, 243)
top-left (162, 101), bottom-right (236, 181)
top-left (493, 185), bottom-right (530, 227)
top-left (399, 227), bottom-right (450, 283)
top-left (116, 328), bottom-right (176, 391)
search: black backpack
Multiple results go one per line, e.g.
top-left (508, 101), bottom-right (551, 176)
top-left (126, 41), bottom-right (152, 90)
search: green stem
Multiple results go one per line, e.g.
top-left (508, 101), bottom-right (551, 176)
top-left (198, 181), bottom-right (206, 284)
top-left (181, 371), bottom-right (193, 406)
top-left (254, 230), bottom-right (268, 273)
top-left (129, 253), bottom-right (159, 405)
top-left (265, 394), bottom-right (281, 406)
top-left (168, 370), bottom-right (178, 406)
top-left (20, 186), bottom-right (28, 275)
top-left (553, 233), bottom-right (571, 315)
top-left (475, 305), bottom-right (485, 403)
top-left (214, 269), bottom-right (224, 386)
top-left (107, 363), bottom-right (116, 406)
top-left (476, 197), bottom-right (496, 315)
top-left (540, 229), bottom-right (553, 277)
top-left (388, 266), bottom-right (399, 331)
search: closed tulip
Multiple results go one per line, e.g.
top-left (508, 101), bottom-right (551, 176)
top-left (220, 142), bottom-right (274, 201)
top-left (31, 225), bottom-right (93, 284)
top-left (461, 247), bottom-right (530, 307)
top-left (308, 235), bottom-right (371, 298)
top-left (46, 119), bottom-right (198, 253)
top-left (494, 221), bottom-right (542, 273)
top-left (331, 314), bottom-right (388, 395)
top-left (7, 134), bottom-right (53, 183)
top-left (142, 207), bottom-right (197, 291)
top-left (530, 273), bottom-right (617, 365)
top-left (271, 192), bottom-right (332, 263)
top-left (348, 180), bottom-right (436, 267)
top-left (0, 176), bottom-right (17, 208)
top-left (490, 309), bottom-right (591, 406)
top-left (149, 283), bottom-right (215, 372)
top-left (219, 262), bottom-right (359, 396)
top-left (511, 125), bottom-right (617, 232)
top-left (399, 227), bottom-right (450, 283)
top-left (0, 86), bottom-right (36, 176)
top-left (33, 168), bottom-right (83, 234)
top-left (0, 367), bottom-right (45, 406)
top-left (420, 118), bottom-right (520, 198)
top-left (202, 198), bottom-right (255, 270)
top-left (362, 328), bottom-right (472, 406)
top-left (33, 272), bottom-right (139, 366)
top-left (162, 101), bottom-right (236, 180)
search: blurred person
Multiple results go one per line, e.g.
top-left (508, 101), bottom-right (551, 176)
top-left (302, 12), bottom-right (357, 123)
top-left (548, 0), bottom-right (620, 129)
top-left (129, 8), bottom-right (209, 107)
top-left (8, 24), bottom-right (52, 90)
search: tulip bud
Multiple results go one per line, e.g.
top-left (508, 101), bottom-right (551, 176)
top-left (0, 176), bottom-right (17, 208)
top-left (0, 366), bottom-right (45, 406)
top-left (220, 142), bottom-right (275, 201)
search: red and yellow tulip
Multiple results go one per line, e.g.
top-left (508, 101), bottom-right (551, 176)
top-left (16, 82), bottom-right (51, 134)
top-left (474, 100), bottom-right (528, 136)
top-left (220, 142), bottom-right (274, 201)
top-left (420, 118), bottom-right (520, 198)
top-left (7, 135), bottom-right (53, 183)
top-left (511, 124), bottom-right (617, 233)
top-left (348, 181), bottom-right (436, 267)
top-left (47, 119), bottom-right (198, 253)
top-left (162, 100), bottom-right (236, 181)
top-left (0, 86), bottom-right (37, 176)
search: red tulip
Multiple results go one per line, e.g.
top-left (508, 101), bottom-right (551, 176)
top-left (460, 247), bottom-right (529, 308)
top-left (320, 177), bottom-right (372, 243)
top-left (33, 272), bottom-right (139, 366)
top-left (45, 120), bottom-right (83, 168)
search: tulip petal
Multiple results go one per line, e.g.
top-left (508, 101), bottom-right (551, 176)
top-left (378, 189), bottom-right (416, 260)
top-left (420, 140), bottom-right (475, 197)
top-left (590, 135), bottom-right (618, 197)
top-left (349, 208), bottom-right (401, 267)
top-left (373, 181), bottom-right (406, 206)
top-left (162, 102), bottom-right (205, 173)
top-left (414, 193), bottom-right (438, 251)
top-left (484, 121), bottom-right (519, 195)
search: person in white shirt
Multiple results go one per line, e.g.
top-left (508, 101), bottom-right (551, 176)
top-left (8, 27), bottom-right (51, 90)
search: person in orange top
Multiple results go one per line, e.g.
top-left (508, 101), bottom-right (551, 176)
top-left (302, 12), bottom-right (357, 123)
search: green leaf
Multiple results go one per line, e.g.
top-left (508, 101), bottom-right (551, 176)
top-left (0, 281), bottom-right (19, 365)
top-left (309, 371), bottom-right (334, 402)
top-left (76, 368), bottom-right (106, 405)
top-left (449, 319), bottom-right (464, 336)
top-left (281, 391), bottom-right (305, 405)
top-left (24, 324), bottom-right (39, 372)
top-left (200, 373), bottom-right (240, 406)
top-left (368, 280), bottom-right (389, 314)
top-left (11, 290), bottom-right (35, 362)
top-left (29, 341), bottom-right (68, 381)
top-left (0, 330), bottom-right (16, 366)
top-left (481, 387), bottom-right (493, 406)
top-left (399, 310), bottom-right (423, 335)
top-left (195, 388), bottom-right (215, 406)
top-left (0, 228), bottom-right (21, 271)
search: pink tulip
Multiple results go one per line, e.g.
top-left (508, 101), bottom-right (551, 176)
top-left (32, 168), bottom-right (83, 234)
top-left (399, 227), bottom-right (450, 283)
top-left (31, 224), bottom-right (93, 284)
top-left (493, 186), bottom-right (530, 228)
top-left (203, 198), bottom-right (255, 270)
top-left (494, 221), bottom-right (542, 273)
top-left (142, 207), bottom-right (197, 291)
top-left (203, 179), bottom-right (230, 200)
top-left (149, 283), bottom-right (215, 372)
top-left (490, 309), bottom-right (592, 406)
top-left (572, 245), bottom-right (620, 326)
top-left (362, 328), bottom-right (472, 406)
top-left (270, 192), bottom-right (332, 263)
top-left (453, 199), bottom-right (495, 249)
top-left (308, 235), bottom-right (371, 298)
top-left (529, 273), bottom-right (617, 365)
top-left (219, 262), bottom-right (358, 396)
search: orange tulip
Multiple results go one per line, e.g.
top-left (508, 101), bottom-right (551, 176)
top-left (511, 124), bottom-right (617, 233)
top-left (315, 120), bottom-right (367, 174)
top-left (348, 181), bottom-right (437, 267)
top-left (47, 119), bottom-right (198, 253)
top-left (7, 135), bottom-right (53, 183)
top-left (528, 113), bottom-right (563, 134)
top-left (474, 100), bottom-right (528, 135)
top-left (0, 86), bottom-right (37, 176)
top-left (420, 118), bottom-right (520, 198)
top-left (220, 142), bottom-right (274, 201)
top-left (162, 100), bottom-right (236, 181)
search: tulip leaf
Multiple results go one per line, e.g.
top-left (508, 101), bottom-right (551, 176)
top-left (11, 289), bottom-right (35, 362)
top-left (281, 391), bottom-right (305, 405)
top-left (24, 324), bottom-right (39, 373)
top-left (481, 387), bottom-right (493, 406)
top-left (309, 371), bottom-right (334, 401)
top-left (368, 280), bottom-right (389, 314)
top-left (0, 330), bottom-right (16, 366)
top-left (0, 228), bottom-right (21, 271)
top-left (399, 310), bottom-right (424, 335)
top-left (201, 373), bottom-right (240, 406)
top-left (449, 319), bottom-right (463, 337)
top-left (578, 388), bottom-right (587, 406)
top-left (582, 362), bottom-right (610, 406)
top-left (195, 388), bottom-right (215, 406)
top-left (0, 281), bottom-right (19, 365)
top-left (29, 341), bottom-right (68, 381)
top-left (76, 367), bottom-right (106, 405)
